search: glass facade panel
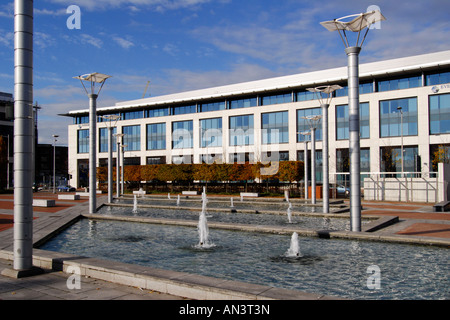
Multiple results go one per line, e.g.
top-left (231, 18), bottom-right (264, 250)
top-left (261, 93), bottom-right (292, 106)
top-left (199, 101), bottom-right (225, 113)
top-left (200, 118), bottom-right (222, 148)
top-left (262, 111), bottom-right (289, 144)
top-left (297, 108), bottom-right (322, 142)
top-left (378, 76), bottom-right (421, 92)
top-left (77, 130), bottom-right (89, 154)
top-left (381, 146), bottom-right (419, 176)
top-left (380, 98), bottom-right (418, 137)
top-left (336, 103), bottom-right (370, 140)
top-left (99, 127), bottom-right (117, 153)
top-left (172, 120), bottom-right (193, 149)
top-left (123, 125), bottom-right (141, 151)
top-left (229, 97), bottom-right (257, 109)
top-left (426, 71), bottom-right (450, 86)
top-left (430, 93), bottom-right (450, 134)
top-left (229, 115), bottom-right (254, 146)
top-left (172, 104), bottom-right (196, 115)
top-left (122, 110), bottom-right (143, 120)
top-left (146, 107), bottom-right (169, 118)
top-left (146, 123), bottom-right (166, 150)
top-left (335, 82), bottom-right (373, 97)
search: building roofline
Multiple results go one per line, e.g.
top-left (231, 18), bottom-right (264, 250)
top-left (65, 50), bottom-right (450, 116)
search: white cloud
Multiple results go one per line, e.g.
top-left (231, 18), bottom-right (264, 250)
top-left (80, 34), bottom-right (103, 48)
top-left (0, 31), bottom-right (13, 47)
top-left (113, 36), bottom-right (135, 49)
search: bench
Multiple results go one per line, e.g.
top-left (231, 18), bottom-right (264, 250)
top-left (76, 192), bottom-right (89, 197)
top-left (240, 192), bottom-right (259, 198)
top-left (133, 190), bottom-right (146, 195)
top-left (182, 191), bottom-right (199, 196)
top-left (58, 194), bottom-right (80, 200)
top-left (433, 201), bottom-right (450, 212)
top-left (33, 199), bottom-right (55, 207)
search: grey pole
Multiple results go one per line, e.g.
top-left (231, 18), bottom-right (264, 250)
top-left (346, 46), bottom-right (362, 232)
top-left (13, 0), bottom-right (34, 271)
top-left (88, 94), bottom-right (98, 214)
top-left (121, 145), bottom-right (124, 195)
top-left (107, 126), bottom-right (113, 203)
top-left (304, 140), bottom-right (308, 200)
top-left (322, 103), bottom-right (330, 213)
top-left (311, 128), bottom-right (316, 205)
top-left (116, 141), bottom-right (120, 197)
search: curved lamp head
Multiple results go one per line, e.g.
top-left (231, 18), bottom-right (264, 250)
top-left (321, 10), bottom-right (386, 48)
top-left (306, 85), bottom-right (343, 105)
top-left (74, 72), bottom-right (112, 96)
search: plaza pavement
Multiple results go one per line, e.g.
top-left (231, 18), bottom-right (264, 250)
top-left (0, 191), bottom-right (449, 300)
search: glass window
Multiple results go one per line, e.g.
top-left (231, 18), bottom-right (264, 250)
top-left (262, 111), bottom-right (289, 144)
top-left (122, 110), bottom-right (143, 120)
top-left (123, 125), bottom-right (141, 151)
top-left (200, 118), bottom-right (222, 148)
top-left (77, 129), bottom-right (89, 154)
top-left (145, 107), bottom-right (169, 118)
top-left (336, 103), bottom-right (370, 140)
top-left (99, 127), bottom-right (117, 153)
top-left (261, 93), bottom-right (292, 106)
top-left (74, 115), bottom-right (89, 124)
top-left (229, 97), bottom-right (257, 109)
top-left (297, 108), bottom-right (322, 142)
top-left (336, 148), bottom-right (370, 184)
top-left (335, 82), bottom-right (373, 97)
top-left (199, 101), bottom-right (225, 113)
top-left (146, 123), bottom-right (166, 150)
top-left (381, 146), bottom-right (419, 176)
top-left (378, 75), bottom-right (421, 92)
top-left (172, 104), bottom-right (196, 115)
top-left (380, 98), bottom-right (418, 137)
top-left (172, 120), bottom-right (193, 149)
top-left (229, 115), bottom-right (254, 146)
top-left (426, 71), bottom-right (450, 86)
top-left (430, 93), bottom-right (450, 135)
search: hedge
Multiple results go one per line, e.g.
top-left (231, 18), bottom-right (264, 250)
top-left (98, 161), bottom-right (304, 184)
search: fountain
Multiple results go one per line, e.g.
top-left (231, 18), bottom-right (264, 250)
top-left (285, 232), bottom-right (301, 257)
top-left (196, 194), bottom-right (214, 248)
top-left (284, 190), bottom-right (289, 202)
top-left (230, 197), bottom-right (234, 208)
top-left (132, 195), bottom-right (138, 214)
top-left (177, 194), bottom-right (181, 206)
top-left (168, 193), bottom-right (171, 200)
top-left (287, 202), bottom-right (293, 223)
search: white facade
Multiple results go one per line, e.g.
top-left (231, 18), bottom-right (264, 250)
top-left (65, 51), bottom-right (450, 189)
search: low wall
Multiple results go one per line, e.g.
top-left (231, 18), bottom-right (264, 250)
top-left (363, 177), bottom-right (438, 203)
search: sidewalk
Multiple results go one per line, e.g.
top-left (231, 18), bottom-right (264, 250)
top-left (0, 191), bottom-right (448, 300)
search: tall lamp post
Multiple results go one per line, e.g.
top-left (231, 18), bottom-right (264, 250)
top-left (321, 10), bottom-right (385, 231)
top-left (121, 144), bottom-right (127, 195)
top-left (299, 131), bottom-right (311, 201)
top-left (114, 133), bottom-right (124, 197)
top-left (52, 134), bottom-right (59, 193)
top-left (12, 0), bottom-right (35, 273)
top-left (306, 85), bottom-right (342, 213)
top-left (101, 115), bottom-right (120, 203)
top-left (397, 106), bottom-right (404, 177)
top-left (74, 73), bottom-right (112, 214)
top-left (301, 116), bottom-right (322, 204)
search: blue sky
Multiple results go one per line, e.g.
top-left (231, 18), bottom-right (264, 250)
top-left (0, 0), bottom-right (449, 145)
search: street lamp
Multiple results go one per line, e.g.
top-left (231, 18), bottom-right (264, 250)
top-left (301, 115), bottom-right (322, 204)
top-left (321, 10), bottom-right (386, 231)
top-left (121, 144), bottom-right (128, 195)
top-left (74, 73), bottom-right (112, 214)
top-left (299, 131), bottom-right (311, 201)
top-left (114, 133), bottom-right (124, 197)
top-left (52, 134), bottom-right (59, 193)
top-left (306, 85), bottom-right (342, 213)
top-left (101, 115), bottom-right (120, 203)
top-left (397, 106), bottom-right (404, 177)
